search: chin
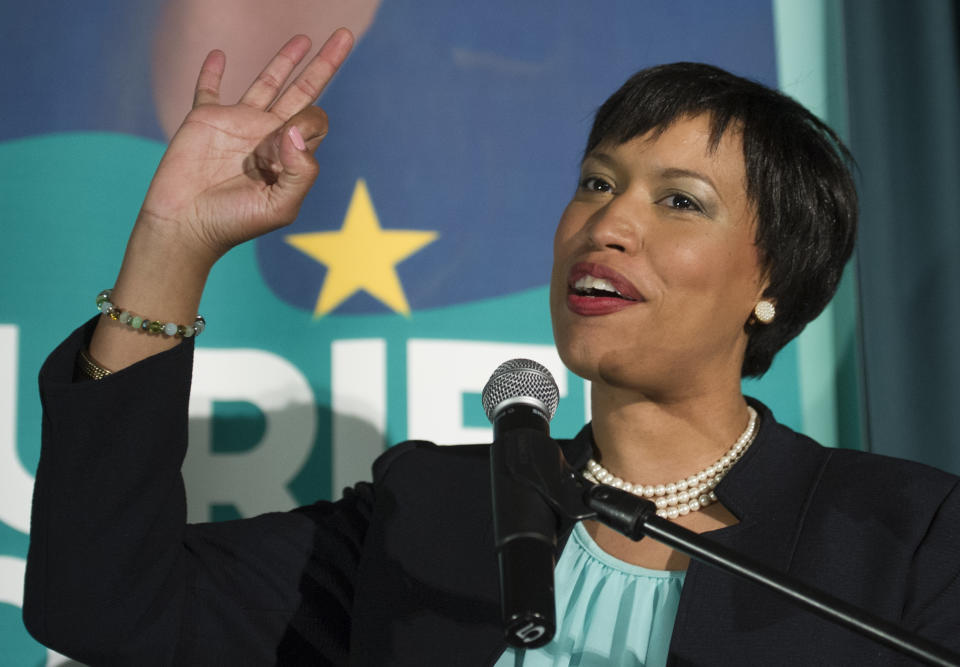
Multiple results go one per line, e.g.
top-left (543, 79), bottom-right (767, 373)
top-left (552, 328), bottom-right (604, 384)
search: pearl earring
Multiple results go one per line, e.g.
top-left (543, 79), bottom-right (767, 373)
top-left (754, 300), bottom-right (776, 324)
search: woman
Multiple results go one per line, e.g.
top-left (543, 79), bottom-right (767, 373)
top-left (25, 29), bottom-right (960, 666)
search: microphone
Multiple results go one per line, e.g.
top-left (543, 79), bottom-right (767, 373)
top-left (482, 359), bottom-right (561, 649)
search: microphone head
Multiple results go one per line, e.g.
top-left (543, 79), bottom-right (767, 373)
top-left (482, 359), bottom-right (560, 423)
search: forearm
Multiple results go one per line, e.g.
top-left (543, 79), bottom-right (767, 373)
top-left (26, 320), bottom-right (195, 663)
top-left (87, 214), bottom-right (215, 373)
top-left (27, 320), bottom-right (375, 664)
top-left (25, 30), bottom-right (357, 661)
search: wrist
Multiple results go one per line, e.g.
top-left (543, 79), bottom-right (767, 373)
top-left (109, 214), bottom-right (216, 329)
top-left (129, 210), bottom-right (221, 275)
top-left (90, 237), bottom-right (211, 372)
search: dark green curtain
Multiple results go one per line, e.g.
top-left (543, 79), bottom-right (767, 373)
top-left (843, 0), bottom-right (960, 473)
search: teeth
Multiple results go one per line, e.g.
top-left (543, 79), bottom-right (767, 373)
top-left (574, 275), bottom-right (622, 296)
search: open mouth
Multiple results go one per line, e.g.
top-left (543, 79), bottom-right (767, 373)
top-left (564, 263), bottom-right (644, 316)
top-left (567, 263), bottom-right (644, 302)
top-left (571, 275), bottom-right (638, 301)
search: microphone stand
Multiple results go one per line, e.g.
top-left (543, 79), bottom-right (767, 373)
top-left (502, 430), bottom-right (960, 667)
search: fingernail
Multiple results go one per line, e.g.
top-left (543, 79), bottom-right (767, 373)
top-left (289, 126), bottom-right (307, 151)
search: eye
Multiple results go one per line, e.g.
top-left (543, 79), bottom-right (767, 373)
top-left (579, 176), bottom-right (614, 193)
top-left (659, 193), bottom-right (703, 213)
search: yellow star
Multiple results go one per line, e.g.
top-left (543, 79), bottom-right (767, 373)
top-left (285, 179), bottom-right (438, 317)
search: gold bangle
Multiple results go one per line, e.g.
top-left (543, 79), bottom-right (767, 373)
top-left (78, 348), bottom-right (113, 381)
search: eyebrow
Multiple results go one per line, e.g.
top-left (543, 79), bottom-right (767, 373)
top-left (658, 167), bottom-right (720, 198)
top-left (582, 151), bottom-right (617, 167)
top-left (584, 153), bottom-right (721, 197)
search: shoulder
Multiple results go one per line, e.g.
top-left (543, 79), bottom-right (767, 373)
top-left (748, 398), bottom-right (959, 507)
top-left (369, 428), bottom-right (588, 487)
top-left (785, 426), bottom-right (958, 515)
top-left (822, 445), bottom-right (959, 497)
top-left (809, 445), bottom-right (960, 636)
top-left (808, 443), bottom-right (960, 553)
top-left (370, 440), bottom-right (490, 484)
top-left (733, 400), bottom-right (960, 560)
top-left (738, 403), bottom-right (960, 630)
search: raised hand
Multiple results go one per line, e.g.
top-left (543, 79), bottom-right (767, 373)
top-left (140, 29), bottom-right (354, 265)
top-left (89, 30), bottom-right (354, 371)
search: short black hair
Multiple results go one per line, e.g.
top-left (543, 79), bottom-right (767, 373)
top-left (587, 62), bottom-right (858, 377)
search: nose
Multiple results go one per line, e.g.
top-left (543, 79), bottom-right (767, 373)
top-left (585, 197), bottom-right (641, 254)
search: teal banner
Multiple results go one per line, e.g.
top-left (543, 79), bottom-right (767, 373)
top-left (0, 2), bottom-right (827, 663)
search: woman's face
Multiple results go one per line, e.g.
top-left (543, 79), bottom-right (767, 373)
top-left (550, 114), bottom-right (768, 397)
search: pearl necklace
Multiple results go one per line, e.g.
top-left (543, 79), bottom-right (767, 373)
top-left (583, 406), bottom-right (759, 520)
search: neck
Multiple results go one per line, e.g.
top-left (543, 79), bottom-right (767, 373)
top-left (588, 383), bottom-right (753, 485)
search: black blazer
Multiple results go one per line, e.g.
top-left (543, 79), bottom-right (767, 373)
top-left (25, 320), bottom-right (960, 665)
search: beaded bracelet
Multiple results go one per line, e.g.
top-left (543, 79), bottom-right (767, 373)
top-left (96, 289), bottom-right (206, 338)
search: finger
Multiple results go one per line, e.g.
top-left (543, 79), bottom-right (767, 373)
top-left (193, 49), bottom-right (226, 108)
top-left (239, 35), bottom-right (312, 110)
top-left (269, 27), bottom-right (354, 120)
top-left (271, 124), bottom-right (323, 220)
top-left (252, 107), bottom-right (329, 175)
top-left (288, 106), bottom-right (330, 145)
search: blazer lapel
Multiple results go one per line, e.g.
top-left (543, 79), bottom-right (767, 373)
top-left (667, 401), bottom-right (832, 665)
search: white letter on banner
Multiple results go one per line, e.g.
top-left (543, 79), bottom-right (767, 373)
top-left (0, 555), bottom-right (24, 611)
top-left (406, 340), bottom-right (567, 444)
top-left (185, 349), bottom-right (315, 522)
top-left (584, 380), bottom-right (592, 422)
top-left (0, 325), bottom-right (33, 534)
top-left (331, 339), bottom-right (386, 495)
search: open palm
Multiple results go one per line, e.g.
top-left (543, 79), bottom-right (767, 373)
top-left (138, 30), bottom-right (353, 263)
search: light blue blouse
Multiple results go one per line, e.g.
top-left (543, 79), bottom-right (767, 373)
top-left (494, 522), bottom-right (685, 667)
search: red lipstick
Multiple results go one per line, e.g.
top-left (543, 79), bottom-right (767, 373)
top-left (566, 262), bottom-right (644, 316)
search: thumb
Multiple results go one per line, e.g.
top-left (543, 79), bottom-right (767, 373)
top-left (276, 125), bottom-right (320, 193)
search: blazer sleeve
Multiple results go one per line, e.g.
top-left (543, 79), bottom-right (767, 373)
top-left (24, 320), bottom-right (373, 666)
